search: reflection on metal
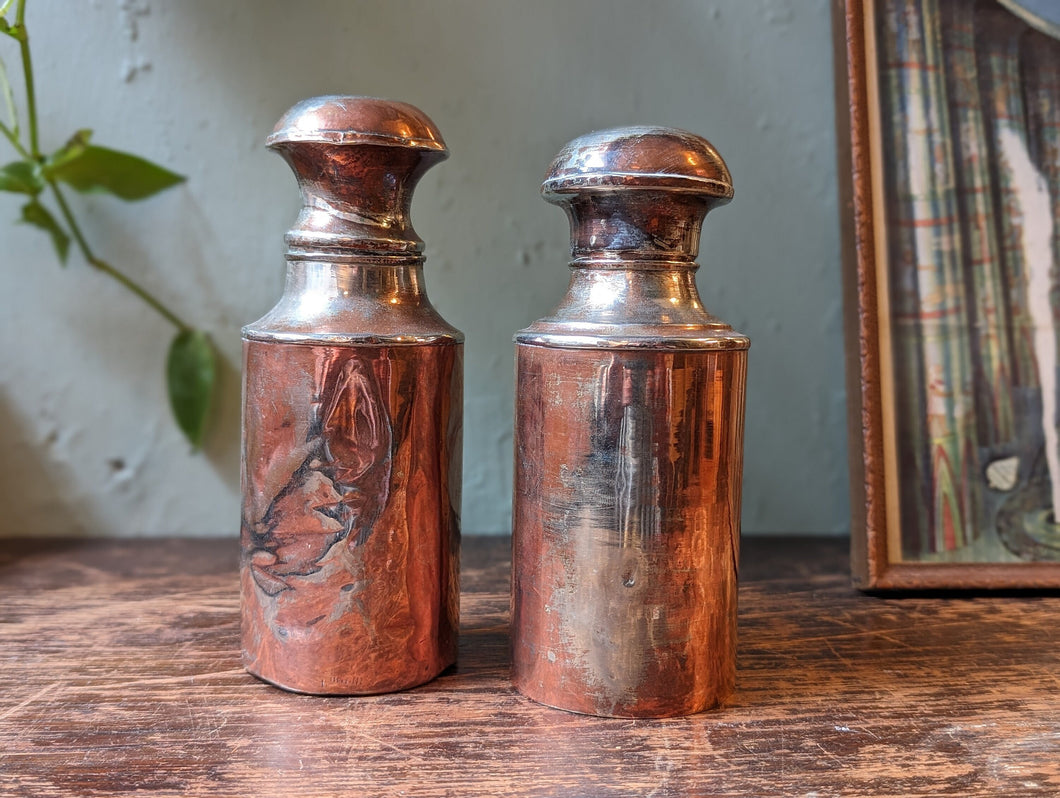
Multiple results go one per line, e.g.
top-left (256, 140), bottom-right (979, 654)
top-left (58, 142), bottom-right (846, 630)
top-left (512, 127), bottom-right (749, 717)
top-left (241, 97), bottom-right (462, 695)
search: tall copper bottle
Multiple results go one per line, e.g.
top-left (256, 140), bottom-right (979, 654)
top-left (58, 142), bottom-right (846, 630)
top-left (511, 127), bottom-right (749, 717)
top-left (240, 97), bottom-right (461, 695)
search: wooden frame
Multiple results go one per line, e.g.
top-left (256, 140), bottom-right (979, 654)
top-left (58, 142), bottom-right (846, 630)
top-left (834, 0), bottom-right (1060, 588)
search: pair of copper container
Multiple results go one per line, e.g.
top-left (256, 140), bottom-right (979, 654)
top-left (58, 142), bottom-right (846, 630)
top-left (240, 96), bottom-right (748, 718)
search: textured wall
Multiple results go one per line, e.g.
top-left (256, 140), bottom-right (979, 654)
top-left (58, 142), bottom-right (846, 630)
top-left (0, 0), bottom-right (848, 535)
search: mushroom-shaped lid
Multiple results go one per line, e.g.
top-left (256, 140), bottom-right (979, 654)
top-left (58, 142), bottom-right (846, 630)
top-left (542, 126), bottom-right (732, 199)
top-left (540, 126), bottom-right (733, 264)
top-left (516, 126), bottom-right (746, 350)
top-left (267, 96), bottom-right (447, 258)
top-left (266, 95), bottom-right (447, 153)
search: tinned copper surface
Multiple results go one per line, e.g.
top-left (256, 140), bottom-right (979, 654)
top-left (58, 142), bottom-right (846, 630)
top-left (240, 97), bottom-right (461, 695)
top-left (513, 345), bottom-right (746, 716)
top-left (511, 127), bottom-right (749, 717)
top-left (241, 340), bottom-right (461, 694)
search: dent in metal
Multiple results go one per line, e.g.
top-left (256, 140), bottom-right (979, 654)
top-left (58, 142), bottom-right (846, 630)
top-left (240, 96), bottom-right (461, 695)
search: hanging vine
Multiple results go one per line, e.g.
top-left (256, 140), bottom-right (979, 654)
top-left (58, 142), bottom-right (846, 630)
top-left (0, 0), bottom-right (215, 447)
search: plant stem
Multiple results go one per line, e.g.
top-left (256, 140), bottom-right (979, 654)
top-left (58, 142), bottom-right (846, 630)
top-left (50, 180), bottom-right (190, 332)
top-left (0, 51), bottom-right (20, 142)
top-left (6, 0), bottom-right (191, 335)
top-left (0, 116), bottom-right (27, 156)
top-left (14, 0), bottom-right (36, 156)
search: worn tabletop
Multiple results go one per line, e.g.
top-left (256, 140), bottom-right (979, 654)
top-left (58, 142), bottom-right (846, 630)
top-left (0, 536), bottom-right (1057, 797)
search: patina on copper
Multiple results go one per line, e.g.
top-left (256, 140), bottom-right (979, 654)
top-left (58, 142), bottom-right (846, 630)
top-left (241, 96), bottom-right (461, 695)
top-left (511, 127), bottom-right (749, 718)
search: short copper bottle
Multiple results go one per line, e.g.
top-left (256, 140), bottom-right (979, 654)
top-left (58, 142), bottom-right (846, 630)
top-left (240, 97), bottom-right (461, 695)
top-left (511, 127), bottom-right (749, 717)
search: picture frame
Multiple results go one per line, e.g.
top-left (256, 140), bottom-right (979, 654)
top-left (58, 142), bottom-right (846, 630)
top-left (834, 0), bottom-right (1060, 588)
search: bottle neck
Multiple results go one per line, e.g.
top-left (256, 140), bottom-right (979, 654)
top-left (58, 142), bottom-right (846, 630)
top-left (282, 258), bottom-right (430, 306)
top-left (515, 261), bottom-right (748, 351)
top-left (274, 141), bottom-right (440, 257)
top-left (561, 191), bottom-right (710, 263)
top-left (244, 257), bottom-right (463, 344)
top-left (551, 263), bottom-right (715, 326)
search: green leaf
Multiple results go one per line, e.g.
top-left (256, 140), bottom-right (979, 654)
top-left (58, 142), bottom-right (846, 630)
top-left (0, 159), bottom-right (43, 194)
top-left (47, 144), bottom-right (185, 201)
top-left (166, 330), bottom-right (215, 449)
top-left (20, 199), bottom-right (70, 263)
top-left (46, 129), bottom-right (93, 171)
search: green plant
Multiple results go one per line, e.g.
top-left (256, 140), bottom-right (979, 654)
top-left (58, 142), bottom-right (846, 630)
top-left (0, 0), bottom-right (215, 448)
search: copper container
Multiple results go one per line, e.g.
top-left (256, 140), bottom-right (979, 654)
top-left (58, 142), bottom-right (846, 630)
top-left (240, 97), bottom-right (461, 695)
top-left (511, 127), bottom-right (749, 717)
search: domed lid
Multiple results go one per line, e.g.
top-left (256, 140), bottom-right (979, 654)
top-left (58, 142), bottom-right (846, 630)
top-left (266, 95), bottom-right (447, 152)
top-left (542, 126), bottom-right (732, 199)
top-left (539, 126), bottom-right (733, 265)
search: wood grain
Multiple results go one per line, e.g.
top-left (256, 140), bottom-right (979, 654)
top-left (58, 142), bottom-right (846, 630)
top-left (1, 536), bottom-right (1058, 796)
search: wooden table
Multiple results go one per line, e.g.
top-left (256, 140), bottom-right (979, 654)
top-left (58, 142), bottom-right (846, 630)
top-left (1, 536), bottom-right (1057, 797)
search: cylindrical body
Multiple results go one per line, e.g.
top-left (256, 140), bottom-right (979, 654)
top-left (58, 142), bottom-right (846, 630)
top-left (241, 97), bottom-right (461, 695)
top-left (511, 128), bottom-right (749, 717)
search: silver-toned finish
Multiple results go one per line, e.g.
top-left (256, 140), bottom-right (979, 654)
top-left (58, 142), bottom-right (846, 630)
top-left (540, 125), bottom-right (734, 199)
top-left (241, 96), bottom-right (462, 695)
top-left (516, 126), bottom-right (747, 352)
top-left (244, 261), bottom-right (462, 346)
top-left (512, 126), bottom-right (749, 718)
top-left (244, 96), bottom-right (461, 348)
top-left (514, 266), bottom-right (748, 350)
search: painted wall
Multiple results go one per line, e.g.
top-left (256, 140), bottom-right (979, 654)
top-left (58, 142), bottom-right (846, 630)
top-left (0, 0), bottom-right (848, 536)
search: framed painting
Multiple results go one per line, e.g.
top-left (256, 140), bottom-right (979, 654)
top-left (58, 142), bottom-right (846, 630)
top-left (834, 0), bottom-right (1060, 587)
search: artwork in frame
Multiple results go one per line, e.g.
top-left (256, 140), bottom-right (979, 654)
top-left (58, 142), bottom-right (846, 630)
top-left (834, 0), bottom-right (1060, 588)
